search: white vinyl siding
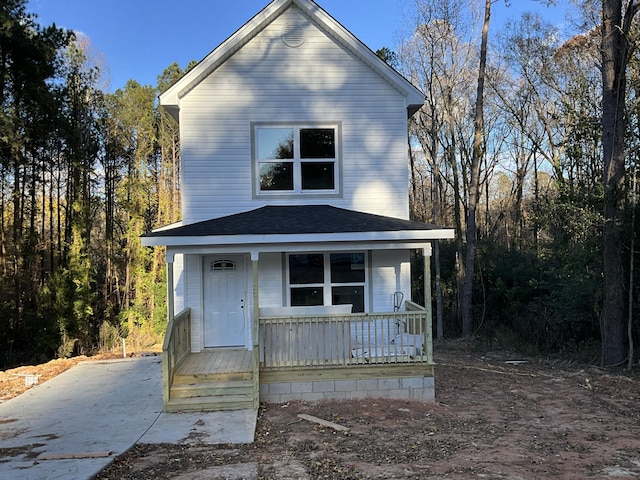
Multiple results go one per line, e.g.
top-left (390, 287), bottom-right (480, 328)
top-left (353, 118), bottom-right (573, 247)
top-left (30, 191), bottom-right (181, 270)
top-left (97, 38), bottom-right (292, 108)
top-left (177, 248), bottom-right (414, 350)
top-left (171, 5), bottom-right (419, 332)
top-left (257, 252), bottom-right (284, 307)
top-left (172, 253), bottom-right (185, 313)
top-left (178, 5), bottom-right (410, 223)
top-left (185, 254), bottom-right (204, 352)
top-left (370, 250), bottom-right (411, 312)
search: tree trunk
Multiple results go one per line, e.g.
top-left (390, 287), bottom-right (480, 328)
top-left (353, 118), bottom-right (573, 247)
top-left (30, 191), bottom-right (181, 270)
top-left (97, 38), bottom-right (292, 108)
top-left (408, 134), bottom-right (419, 220)
top-left (461, 0), bottom-right (491, 336)
top-left (600, 0), bottom-right (637, 366)
top-left (429, 116), bottom-right (445, 340)
top-left (449, 140), bottom-right (464, 326)
top-left (628, 167), bottom-right (636, 370)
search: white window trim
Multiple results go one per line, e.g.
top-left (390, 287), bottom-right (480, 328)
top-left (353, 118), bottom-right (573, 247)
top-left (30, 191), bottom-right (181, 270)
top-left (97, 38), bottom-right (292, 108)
top-left (252, 122), bottom-right (343, 199)
top-left (285, 251), bottom-right (368, 311)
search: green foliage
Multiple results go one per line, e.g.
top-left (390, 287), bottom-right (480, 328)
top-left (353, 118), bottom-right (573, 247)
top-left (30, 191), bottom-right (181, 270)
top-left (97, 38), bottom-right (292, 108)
top-left (0, 2), bottom-right (185, 366)
top-left (475, 224), bottom-right (602, 353)
top-left (41, 251), bottom-right (97, 358)
top-left (375, 47), bottom-right (398, 68)
top-left (43, 267), bottom-right (76, 358)
top-left (469, 170), bottom-right (602, 352)
top-left (412, 242), bottom-right (461, 337)
top-left (152, 270), bottom-right (168, 336)
top-left (117, 253), bottom-right (166, 349)
top-left (6, 0), bottom-right (636, 367)
top-left (98, 320), bottom-right (122, 353)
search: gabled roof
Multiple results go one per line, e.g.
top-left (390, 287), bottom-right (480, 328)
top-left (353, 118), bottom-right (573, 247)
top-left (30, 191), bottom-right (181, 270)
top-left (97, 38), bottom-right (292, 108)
top-left (141, 205), bottom-right (454, 248)
top-left (159, 0), bottom-right (425, 120)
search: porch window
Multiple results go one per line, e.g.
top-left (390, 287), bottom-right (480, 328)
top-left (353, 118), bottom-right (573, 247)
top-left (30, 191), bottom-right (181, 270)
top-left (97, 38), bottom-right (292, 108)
top-left (254, 124), bottom-right (339, 196)
top-left (288, 252), bottom-right (366, 312)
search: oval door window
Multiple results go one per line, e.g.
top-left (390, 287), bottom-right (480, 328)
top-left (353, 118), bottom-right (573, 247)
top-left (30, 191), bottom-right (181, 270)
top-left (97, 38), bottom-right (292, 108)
top-left (211, 260), bottom-right (237, 271)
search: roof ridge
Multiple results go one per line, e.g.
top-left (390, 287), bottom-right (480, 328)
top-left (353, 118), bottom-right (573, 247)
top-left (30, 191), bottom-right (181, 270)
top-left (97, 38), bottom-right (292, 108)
top-left (159, 0), bottom-right (424, 117)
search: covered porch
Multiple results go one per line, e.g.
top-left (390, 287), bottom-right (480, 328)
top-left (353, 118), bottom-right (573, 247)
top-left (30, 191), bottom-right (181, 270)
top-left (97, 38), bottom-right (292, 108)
top-left (142, 205), bottom-right (453, 412)
top-left (162, 300), bottom-right (434, 412)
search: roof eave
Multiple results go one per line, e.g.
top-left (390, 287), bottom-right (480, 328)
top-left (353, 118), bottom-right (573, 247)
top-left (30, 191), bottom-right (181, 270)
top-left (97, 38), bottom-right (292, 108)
top-left (141, 229), bottom-right (455, 248)
top-left (159, 0), bottom-right (292, 112)
top-left (304, 0), bottom-right (425, 109)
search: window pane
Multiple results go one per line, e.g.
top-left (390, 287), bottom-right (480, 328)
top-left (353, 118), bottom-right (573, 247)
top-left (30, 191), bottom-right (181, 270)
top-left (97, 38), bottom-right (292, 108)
top-left (257, 128), bottom-right (294, 160)
top-left (291, 287), bottom-right (324, 306)
top-left (301, 162), bottom-right (335, 190)
top-left (330, 253), bottom-right (365, 283)
top-left (300, 128), bottom-right (335, 158)
top-left (260, 162), bottom-right (293, 190)
top-left (332, 286), bottom-right (364, 313)
top-left (289, 254), bottom-right (324, 284)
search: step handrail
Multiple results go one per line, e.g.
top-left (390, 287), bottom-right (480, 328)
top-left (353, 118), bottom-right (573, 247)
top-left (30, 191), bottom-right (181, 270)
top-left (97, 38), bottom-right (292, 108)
top-left (162, 307), bottom-right (191, 410)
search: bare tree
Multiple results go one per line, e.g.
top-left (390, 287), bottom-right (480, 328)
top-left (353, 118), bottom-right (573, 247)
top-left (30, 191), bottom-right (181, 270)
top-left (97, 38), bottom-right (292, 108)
top-left (600, 0), bottom-right (639, 366)
top-left (399, 0), bottom-right (478, 332)
top-left (461, 0), bottom-right (492, 336)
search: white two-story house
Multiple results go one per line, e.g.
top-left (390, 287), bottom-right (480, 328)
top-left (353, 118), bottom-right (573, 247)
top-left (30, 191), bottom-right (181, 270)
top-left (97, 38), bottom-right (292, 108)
top-left (142, 0), bottom-right (453, 413)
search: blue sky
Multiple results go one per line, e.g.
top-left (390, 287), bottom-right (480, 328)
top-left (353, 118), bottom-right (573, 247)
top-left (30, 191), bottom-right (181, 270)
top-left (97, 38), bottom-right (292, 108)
top-left (27, 0), bottom-right (572, 92)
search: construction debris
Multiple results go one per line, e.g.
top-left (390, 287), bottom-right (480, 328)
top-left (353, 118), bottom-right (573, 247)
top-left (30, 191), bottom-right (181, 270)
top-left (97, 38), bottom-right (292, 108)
top-left (297, 413), bottom-right (348, 431)
top-left (39, 451), bottom-right (112, 460)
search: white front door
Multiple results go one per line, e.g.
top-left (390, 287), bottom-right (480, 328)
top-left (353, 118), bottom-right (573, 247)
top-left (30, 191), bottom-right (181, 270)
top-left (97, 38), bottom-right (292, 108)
top-left (203, 255), bottom-right (246, 348)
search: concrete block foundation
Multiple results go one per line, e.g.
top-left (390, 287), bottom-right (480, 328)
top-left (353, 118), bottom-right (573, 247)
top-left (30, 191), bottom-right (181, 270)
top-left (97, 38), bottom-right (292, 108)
top-left (260, 376), bottom-right (434, 403)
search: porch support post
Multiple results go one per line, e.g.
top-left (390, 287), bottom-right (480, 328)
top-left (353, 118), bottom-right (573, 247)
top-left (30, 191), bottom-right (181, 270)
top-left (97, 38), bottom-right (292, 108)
top-left (250, 251), bottom-right (260, 408)
top-left (251, 252), bottom-right (260, 335)
top-left (166, 253), bottom-right (175, 323)
top-left (423, 245), bottom-right (433, 363)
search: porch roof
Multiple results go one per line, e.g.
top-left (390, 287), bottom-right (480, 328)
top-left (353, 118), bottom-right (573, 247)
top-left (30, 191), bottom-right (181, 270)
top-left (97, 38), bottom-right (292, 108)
top-left (141, 205), bottom-right (454, 251)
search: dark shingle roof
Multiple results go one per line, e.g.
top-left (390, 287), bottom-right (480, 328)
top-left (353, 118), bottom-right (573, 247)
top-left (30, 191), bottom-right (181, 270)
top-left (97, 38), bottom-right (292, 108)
top-left (143, 205), bottom-right (442, 238)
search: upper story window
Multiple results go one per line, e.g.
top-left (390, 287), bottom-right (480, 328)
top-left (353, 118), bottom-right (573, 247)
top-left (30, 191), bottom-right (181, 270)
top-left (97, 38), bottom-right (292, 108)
top-left (254, 124), bottom-right (340, 196)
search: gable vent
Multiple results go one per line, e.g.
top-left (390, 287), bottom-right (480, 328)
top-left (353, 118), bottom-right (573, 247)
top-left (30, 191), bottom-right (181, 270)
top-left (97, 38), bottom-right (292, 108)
top-left (281, 23), bottom-right (304, 47)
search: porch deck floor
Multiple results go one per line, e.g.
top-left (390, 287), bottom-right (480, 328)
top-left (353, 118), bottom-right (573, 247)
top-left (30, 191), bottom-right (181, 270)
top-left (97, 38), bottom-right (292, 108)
top-left (175, 349), bottom-right (253, 376)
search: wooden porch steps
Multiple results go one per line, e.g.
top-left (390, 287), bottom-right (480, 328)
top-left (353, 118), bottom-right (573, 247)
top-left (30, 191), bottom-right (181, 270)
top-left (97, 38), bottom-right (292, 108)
top-left (165, 350), bottom-right (255, 413)
top-left (165, 396), bottom-right (254, 412)
top-left (172, 370), bottom-right (252, 384)
top-left (166, 381), bottom-right (254, 412)
top-left (171, 379), bottom-right (253, 398)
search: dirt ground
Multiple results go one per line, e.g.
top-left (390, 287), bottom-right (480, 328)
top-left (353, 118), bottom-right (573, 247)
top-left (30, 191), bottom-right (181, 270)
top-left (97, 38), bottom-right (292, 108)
top-left (0, 353), bottom-right (125, 402)
top-left (4, 342), bottom-right (640, 479)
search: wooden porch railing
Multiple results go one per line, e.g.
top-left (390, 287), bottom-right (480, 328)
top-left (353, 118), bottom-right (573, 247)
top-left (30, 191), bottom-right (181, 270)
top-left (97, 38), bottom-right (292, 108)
top-left (404, 300), bottom-right (432, 363)
top-left (259, 302), bottom-right (432, 370)
top-left (162, 307), bottom-right (191, 408)
top-left (405, 299), bottom-right (425, 311)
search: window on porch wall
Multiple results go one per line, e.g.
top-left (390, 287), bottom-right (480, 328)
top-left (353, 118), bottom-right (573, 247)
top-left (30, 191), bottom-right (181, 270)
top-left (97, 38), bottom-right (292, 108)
top-left (287, 252), bottom-right (365, 312)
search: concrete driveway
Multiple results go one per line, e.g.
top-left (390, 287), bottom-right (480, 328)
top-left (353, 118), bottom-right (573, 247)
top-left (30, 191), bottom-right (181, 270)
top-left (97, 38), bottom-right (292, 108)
top-left (0, 356), bottom-right (256, 480)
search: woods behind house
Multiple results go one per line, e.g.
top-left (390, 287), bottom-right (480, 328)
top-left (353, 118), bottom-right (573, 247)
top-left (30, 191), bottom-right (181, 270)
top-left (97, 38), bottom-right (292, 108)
top-left (1, 0), bottom-right (638, 368)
